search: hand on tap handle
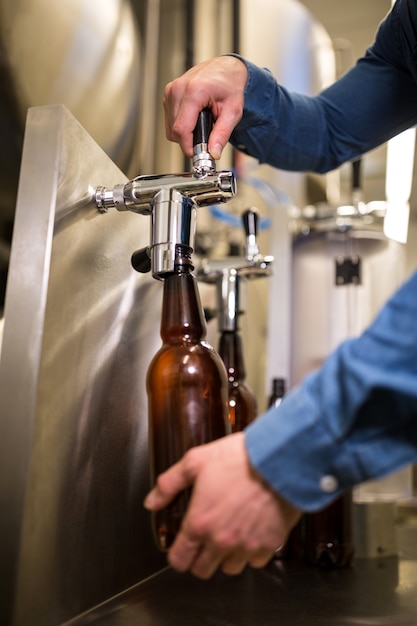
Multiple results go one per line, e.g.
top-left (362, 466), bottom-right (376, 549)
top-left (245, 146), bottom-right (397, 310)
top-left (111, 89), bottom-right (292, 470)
top-left (163, 56), bottom-right (248, 160)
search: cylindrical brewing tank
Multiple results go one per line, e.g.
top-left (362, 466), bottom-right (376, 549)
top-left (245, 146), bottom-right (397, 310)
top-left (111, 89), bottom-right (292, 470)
top-left (0, 0), bottom-right (141, 180)
top-left (0, 0), bottom-right (142, 312)
top-left (291, 228), bottom-right (405, 382)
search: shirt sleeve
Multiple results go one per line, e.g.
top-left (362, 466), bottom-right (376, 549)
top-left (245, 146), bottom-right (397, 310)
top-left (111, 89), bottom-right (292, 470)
top-left (245, 269), bottom-right (417, 511)
top-left (229, 0), bottom-right (417, 173)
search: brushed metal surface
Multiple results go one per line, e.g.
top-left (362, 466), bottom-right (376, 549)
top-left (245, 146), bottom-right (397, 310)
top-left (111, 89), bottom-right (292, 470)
top-left (65, 555), bottom-right (417, 626)
top-left (0, 105), bottom-right (165, 626)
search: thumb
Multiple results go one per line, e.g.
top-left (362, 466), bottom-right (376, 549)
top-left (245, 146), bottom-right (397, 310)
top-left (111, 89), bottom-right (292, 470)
top-left (208, 106), bottom-right (243, 160)
top-left (143, 448), bottom-right (201, 511)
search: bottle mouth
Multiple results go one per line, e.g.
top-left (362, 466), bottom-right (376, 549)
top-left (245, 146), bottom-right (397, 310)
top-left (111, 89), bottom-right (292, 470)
top-left (157, 244), bottom-right (194, 278)
top-left (173, 244), bottom-right (194, 270)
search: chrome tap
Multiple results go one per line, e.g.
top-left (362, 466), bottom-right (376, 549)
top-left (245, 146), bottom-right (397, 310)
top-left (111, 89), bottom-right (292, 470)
top-left (95, 109), bottom-right (236, 279)
top-left (198, 208), bottom-right (273, 331)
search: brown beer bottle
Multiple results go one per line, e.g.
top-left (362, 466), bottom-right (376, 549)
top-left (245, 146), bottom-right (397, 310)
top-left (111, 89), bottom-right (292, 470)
top-left (266, 378), bottom-right (304, 561)
top-left (303, 490), bottom-right (354, 568)
top-left (218, 329), bottom-right (257, 432)
top-left (146, 244), bottom-right (230, 551)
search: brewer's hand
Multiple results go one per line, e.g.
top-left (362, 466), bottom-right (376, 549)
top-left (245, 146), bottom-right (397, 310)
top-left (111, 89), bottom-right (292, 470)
top-left (163, 56), bottom-right (248, 161)
top-left (144, 432), bottom-right (301, 579)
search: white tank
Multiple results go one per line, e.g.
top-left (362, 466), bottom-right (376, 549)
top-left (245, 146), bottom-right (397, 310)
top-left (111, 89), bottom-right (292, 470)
top-left (291, 227), bottom-right (405, 383)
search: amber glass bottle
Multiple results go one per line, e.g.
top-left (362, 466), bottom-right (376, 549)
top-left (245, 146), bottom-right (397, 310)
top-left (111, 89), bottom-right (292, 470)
top-left (303, 491), bottom-right (354, 568)
top-left (218, 329), bottom-right (257, 432)
top-left (146, 245), bottom-right (230, 551)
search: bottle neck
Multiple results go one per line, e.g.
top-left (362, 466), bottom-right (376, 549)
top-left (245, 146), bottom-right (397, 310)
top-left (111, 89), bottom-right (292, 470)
top-left (218, 330), bottom-right (246, 383)
top-left (160, 246), bottom-right (206, 343)
top-left (272, 378), bottom-right (285, 398)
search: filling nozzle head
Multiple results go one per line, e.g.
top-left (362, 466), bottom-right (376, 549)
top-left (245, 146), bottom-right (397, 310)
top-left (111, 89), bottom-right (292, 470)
top-left (193, 145), bottom-right (215, 176)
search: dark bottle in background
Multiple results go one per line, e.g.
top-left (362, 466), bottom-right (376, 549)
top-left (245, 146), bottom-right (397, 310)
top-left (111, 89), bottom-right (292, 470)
top-left (198, 207), bottom-right (272, 433)
top-left (147, 245), bottom-right (230, 551)
top-left (218, 328), bottom-right (257, 432)
top-left (303, 490), bottom-right (354, 568)
top-left (268, 377), bottom-right (286, 409)
top-left (267, 377), bottom-right (304, 561)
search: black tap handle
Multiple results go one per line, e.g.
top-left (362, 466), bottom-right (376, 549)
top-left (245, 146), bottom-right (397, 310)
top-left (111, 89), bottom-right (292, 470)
top-left (242, 208), bottom-right (259, 238)
top-left (193, 108), bottom-right (213, 147)
top-left (242, 208), bottom-right (260, 261)
top-left (352, 158), bottom-right (362, 191)
top-left (131, 247), bottom-right (151, 273)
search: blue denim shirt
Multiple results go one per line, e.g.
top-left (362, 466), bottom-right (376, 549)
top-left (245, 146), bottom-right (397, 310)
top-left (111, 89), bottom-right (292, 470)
top-left (231, 0), bottom-right (417, 173)
top-left (235, 0), bottom-right (417, 510)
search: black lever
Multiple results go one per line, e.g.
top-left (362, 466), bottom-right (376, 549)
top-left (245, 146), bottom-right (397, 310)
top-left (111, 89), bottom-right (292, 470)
top-left (193, 108), bottom-right (213, 146)
top-left (242, 208), bottom-right (260, 262)
top-left (131, 247), bottom-right (151, 273)
top-left (192, 108), bottom-right (215, 174)
top-left (352, 158), bottom-right (362, 192)
top-left (242, 208), bottom-right (259, 239)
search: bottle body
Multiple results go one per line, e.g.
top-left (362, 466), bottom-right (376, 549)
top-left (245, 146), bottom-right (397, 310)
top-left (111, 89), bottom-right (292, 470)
top-left (303, 491), bottom-right (354, 568)
top-left (218, 330), bottom-right (257, 432)
top-left (147, 255), bottom-right (230, 551)
top-left (266, 378), bottom-right (303, 561)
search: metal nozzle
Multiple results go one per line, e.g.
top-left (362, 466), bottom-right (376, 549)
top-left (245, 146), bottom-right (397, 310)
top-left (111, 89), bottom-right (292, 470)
top-left (197, 208), bottom-right (274, 330)
top-left (95, 109), bottom-right (237, 280)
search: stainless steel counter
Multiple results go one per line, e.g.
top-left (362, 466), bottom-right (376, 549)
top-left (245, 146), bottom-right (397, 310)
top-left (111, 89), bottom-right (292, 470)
top-left (65, 557), bottom-right (417, 626)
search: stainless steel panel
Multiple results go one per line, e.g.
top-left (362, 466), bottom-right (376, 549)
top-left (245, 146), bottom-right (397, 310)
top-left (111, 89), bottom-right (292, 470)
top-left (0, 105), bottom-right (165, 626)
top-left (66, 553), bottom-right (417, 626)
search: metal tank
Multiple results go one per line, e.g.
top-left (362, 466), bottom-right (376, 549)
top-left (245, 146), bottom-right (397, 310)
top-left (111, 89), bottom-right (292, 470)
top-left (290, 208), bottom-right (406, 383)
top-left (0, 0), bottom-right (142, 312)
top-left (0, 105), bottom-right (165, 626)
top-left (0, 0), bottom-right (141, 171)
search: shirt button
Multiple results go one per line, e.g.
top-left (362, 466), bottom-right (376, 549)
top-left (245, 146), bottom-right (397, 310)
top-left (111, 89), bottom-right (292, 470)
top-left (236, 143), bottom-right (247, 151)
top-left (320, 475), bottom-right (339, 493)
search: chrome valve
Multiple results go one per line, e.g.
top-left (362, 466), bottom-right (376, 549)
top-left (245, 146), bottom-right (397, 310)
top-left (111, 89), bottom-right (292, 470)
top-left (198, 208), bottom-right (274, 331)
top-left (95, 111), bottom-right (236, 279)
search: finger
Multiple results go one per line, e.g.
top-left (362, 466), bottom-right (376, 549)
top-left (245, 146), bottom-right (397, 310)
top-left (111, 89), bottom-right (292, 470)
top-left (167, 530), bottom-right (203, 573)
top-left (174, 97), bottom-right (209, 158)
top-left (144, 450), bottom-right (200, 510)
top-left (208, 107), bottom-right (243, 160)
top-left (164, 79), bottom-right (209, 157)
top-left (188, 543), bottom-right (227, 580)
top-left (220, 551), bottom-right (248, 576)
top-left (248, 549), bottom-right (275, 569)
top-left (167, 504), bottom-right (224, 577)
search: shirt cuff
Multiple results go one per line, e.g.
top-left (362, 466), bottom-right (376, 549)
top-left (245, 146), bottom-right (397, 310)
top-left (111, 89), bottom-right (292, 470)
top-left (244, 384), bottom-right (363, 512)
